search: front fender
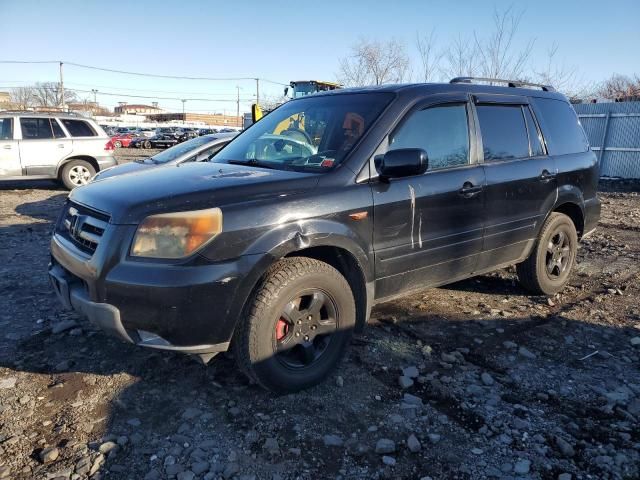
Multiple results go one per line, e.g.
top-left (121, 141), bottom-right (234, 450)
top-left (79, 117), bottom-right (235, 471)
top-left (243, 217), bottom-right (374, 282)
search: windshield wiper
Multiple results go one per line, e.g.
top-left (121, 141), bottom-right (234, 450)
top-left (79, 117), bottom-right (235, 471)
top-left (226, 159), bottom-right (281, 170)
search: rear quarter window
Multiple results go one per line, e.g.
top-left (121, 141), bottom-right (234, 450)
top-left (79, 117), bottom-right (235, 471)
top-left (61, 119), bottom-right (97, 137)
top-left (532, 98), bottom-right (589, 155)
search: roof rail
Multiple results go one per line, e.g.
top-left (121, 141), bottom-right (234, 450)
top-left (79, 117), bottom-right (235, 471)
top-left (0, 109), bottom-right (84, 116)
top-left (449, 77), bottom-right (555, 92)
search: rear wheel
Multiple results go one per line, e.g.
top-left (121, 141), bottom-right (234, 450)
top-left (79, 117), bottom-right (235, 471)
top-left (234, 257), bottom-right (355, 393)
top-left (61, 160), bottom-right (95, 190)
top-left (517, 212), bottom-right (578, 295)
top-left (113, 140), bottom-right (122, 148)
top-left (144, 140), bottom-right (151, 149)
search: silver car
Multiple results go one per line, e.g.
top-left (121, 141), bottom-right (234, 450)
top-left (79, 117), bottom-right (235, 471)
top-left (0, 112), bottom-right (116, 189)
top-left (92, 132), bottom-right (238, 182)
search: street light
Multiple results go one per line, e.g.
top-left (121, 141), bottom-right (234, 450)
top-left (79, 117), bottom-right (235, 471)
top-left (181, 99), bottom-right (186, 125)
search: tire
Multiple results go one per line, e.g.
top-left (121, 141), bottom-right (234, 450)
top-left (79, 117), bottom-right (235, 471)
top-left (517, 212), bottom-right (578, 295)
top-left (60, 160), bottom-right (96, 190)
top-left (234, 257), bottom-right (356, 393)
top-left (144, 140), bottom-right (151, 149)
top-left (113, 140), bottom-right (122, 148)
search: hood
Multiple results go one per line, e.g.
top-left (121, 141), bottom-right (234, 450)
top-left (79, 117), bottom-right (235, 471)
top-left (92, 161), bottom-right (153, 181)
top-left (71, 161), bottom-right (321, 224)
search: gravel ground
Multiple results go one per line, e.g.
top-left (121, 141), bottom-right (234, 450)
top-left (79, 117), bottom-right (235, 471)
top-left (0, 174), bottom-right (639, 480)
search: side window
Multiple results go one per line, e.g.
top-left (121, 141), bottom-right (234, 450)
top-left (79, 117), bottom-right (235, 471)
top-left (61, 119), bottom-right (97, 137)
top-left (523, 107), bottom-right (545, 157)
top-left (476, 105), bottom-right (529, 161)
top-left (532, 98), bottom-right (588, 155)
top-left (20, 118), bottom-right (53, 139)
top-left (50, 119), bottom-right (66, 139)
top-left (0, 118), bottom-right (12, 140)
top-left (389, 104), bottom-right (469, 170)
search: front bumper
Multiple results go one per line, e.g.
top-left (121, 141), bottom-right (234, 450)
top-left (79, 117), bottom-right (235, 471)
top-left (48, 230), bottom-right (258, 355)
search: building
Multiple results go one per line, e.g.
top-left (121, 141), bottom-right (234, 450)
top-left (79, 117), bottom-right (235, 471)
top-left (147, 112), bottom-right (242, 127)
top-left (114, 103), bottom-right (163, 115)
top-left (0, 91), bottom-right (11, 108)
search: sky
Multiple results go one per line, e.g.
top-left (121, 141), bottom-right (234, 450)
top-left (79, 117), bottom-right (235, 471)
top-left (1, 0), bottom-right (639, 114)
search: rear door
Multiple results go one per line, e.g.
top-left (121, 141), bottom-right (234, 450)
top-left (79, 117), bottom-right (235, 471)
top-left (0, 117), bottom-right (21, 177)
top-left (18, 117), bottom-right (72, 176)
top-left (372, 94), bottom-right (486, 299)
top-left (473, 95), bottom-right (557, 271)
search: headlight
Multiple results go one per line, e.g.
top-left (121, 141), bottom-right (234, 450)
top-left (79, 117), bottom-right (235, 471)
top-left (131, 208), bottom-right (223, 259)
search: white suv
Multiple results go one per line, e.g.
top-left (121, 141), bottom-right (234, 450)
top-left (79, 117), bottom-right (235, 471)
top-left (0, 112), bottom-right (117, 189)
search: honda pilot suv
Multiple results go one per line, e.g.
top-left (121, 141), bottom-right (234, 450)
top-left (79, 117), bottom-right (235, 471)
top-left (49, 78), bottom-right (600, 392)
top-left (0, 112), bottom-right (116, 189)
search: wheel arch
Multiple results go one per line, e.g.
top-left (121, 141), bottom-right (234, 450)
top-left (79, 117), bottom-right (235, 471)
top-left (57, 155), bottom-right (99, 178)
top-left (553, 201), bottom-right (585, 238)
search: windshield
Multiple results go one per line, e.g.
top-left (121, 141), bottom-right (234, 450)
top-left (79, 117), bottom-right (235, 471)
top-left (213, 92), bottom-right (392, 172)
top-left (150, 135), bottom-right (215, 164)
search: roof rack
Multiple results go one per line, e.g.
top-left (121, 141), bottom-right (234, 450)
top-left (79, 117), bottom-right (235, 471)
top-left (449, 77), bottom-right (555, 92)
top-left (0, 109), bottom-right (84, 116)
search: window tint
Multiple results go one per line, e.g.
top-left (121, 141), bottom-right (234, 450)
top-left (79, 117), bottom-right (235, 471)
top-left (523, 107), bottom-right (545, 156)
top-left (0, 118), bottom-right (12, 140)
top-left (20, 118), bottom-right (54, 139)
top-left (61, 119), bottom-right (97, 137)
top-left (50, 119), bottom-right (66, 138)
top-left (532, 98), bottom-right (588, 155)
top-left (389, 104), bottom-right (469, 170)
top-left (477, 105), bottom-right (529, 161)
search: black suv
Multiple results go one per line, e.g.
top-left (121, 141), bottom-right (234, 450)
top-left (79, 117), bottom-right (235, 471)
top-left (49, 78), bottom-right (600, 393)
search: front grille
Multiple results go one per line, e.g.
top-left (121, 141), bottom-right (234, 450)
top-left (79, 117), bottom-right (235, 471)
top-left (56, 201), bottom-right (110, 255)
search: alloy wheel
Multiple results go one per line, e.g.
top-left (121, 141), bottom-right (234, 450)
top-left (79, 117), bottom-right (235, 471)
top-left (273, 289), bottom-right (338, 368)
top-left (68, 165), bottom-right (91, 186)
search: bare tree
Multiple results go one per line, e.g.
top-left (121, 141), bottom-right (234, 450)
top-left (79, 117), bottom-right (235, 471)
top-left (415, 29), bottom-right (443, 82)
top-left (473, 6), bottom-right (534, 81)
top-left (441, 34), bottom-right (478, 79)
top-left (32, 82), bottom-right (78, 108)
top-left (534, 43), bottom-right (588, 98)
top-left (597, 74), bottom-right (640, 101)
top-left (338, 38), bottom-right (411, 87)
top-left (9, 86), bottom-right (35, 110)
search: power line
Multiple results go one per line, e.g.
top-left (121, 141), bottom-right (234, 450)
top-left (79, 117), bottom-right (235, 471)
top-left (0, 85), bottom-right (254, 103)
top-left (0, 60), bottom-right (287, 85)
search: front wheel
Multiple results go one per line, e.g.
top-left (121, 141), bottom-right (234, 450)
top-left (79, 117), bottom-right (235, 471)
top-left (234, 257), bottom-right (355, 393)
top-left (517, 212), bottom-right (578, 295)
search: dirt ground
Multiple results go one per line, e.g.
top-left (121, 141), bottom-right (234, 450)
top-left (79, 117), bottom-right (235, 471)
top-left (0, 171), bottom-right (639, 480)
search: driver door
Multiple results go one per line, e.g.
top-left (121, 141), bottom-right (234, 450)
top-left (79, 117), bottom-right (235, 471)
top-left (372, 94), bottom-right (486, 299)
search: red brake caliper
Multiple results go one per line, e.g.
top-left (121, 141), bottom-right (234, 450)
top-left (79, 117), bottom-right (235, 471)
top-left (276, 318), bottom-right (289, 341)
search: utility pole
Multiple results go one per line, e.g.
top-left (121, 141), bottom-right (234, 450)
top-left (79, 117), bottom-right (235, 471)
top-left (181, 99), bottom-right (186, 124)
top-left (91, 89), bottom-right (98, 115)
top-left (59, 62), bottom-right (65, 112)
top-left (236, 85), bottom-right (240, 127)
top-left (255, 78), bottom-right (260, 106)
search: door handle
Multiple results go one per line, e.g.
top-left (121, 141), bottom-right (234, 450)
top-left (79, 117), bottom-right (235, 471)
top-left (57, 144), bottom-right (65, 148)
top-left (539, 170), bottom-right (556, 182)
top-left (2, 145), bottom-right (11, 150)
top-left (459, 182), bottom-right (483, 198)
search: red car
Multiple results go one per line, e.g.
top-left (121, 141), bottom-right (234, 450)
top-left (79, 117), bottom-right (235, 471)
top-left (110, 133), bottom-right (135, 148)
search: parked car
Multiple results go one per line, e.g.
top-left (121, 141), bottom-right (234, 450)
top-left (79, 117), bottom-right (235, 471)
top-left (132, 127), bottom-right (156, 138)
top-left (132, 133), bottom-right (180, 149)
top-left (198, 128), bottom-right (218, 136)
top-left (48, 78), bottom-right (600, 392)
top-left (0, 112), bottom-right (116, 189)
top-left (175, 128), bottom-right (199, 142)
top-left (93, 133), bottom-right (237, 181)
top-left (110, 133), bottom-right (136, 148)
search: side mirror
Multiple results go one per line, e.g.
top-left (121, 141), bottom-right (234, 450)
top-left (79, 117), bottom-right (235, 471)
top-left (284, 87), bottom-right (289, 97)
top-left (375, 148), bottom-right (428, 180)
top-left (195, 152), bottom-right (210, 162)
